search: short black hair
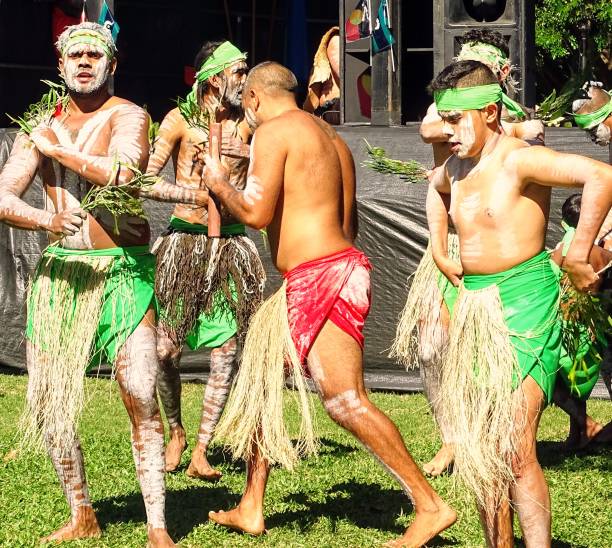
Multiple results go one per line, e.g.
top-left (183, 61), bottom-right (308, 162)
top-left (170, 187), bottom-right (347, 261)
top-left (430, 60), bottom-right (498, 92)
top-left (460, 29), bottom-right (510, 58)
top-left (193, 40), bottom-right (224, 98)
top-left (561, 194), bottom-right (581, 228)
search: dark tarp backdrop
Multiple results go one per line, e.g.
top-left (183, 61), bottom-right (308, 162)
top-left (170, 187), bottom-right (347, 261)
top-left (0, 126), bottom-right (608, 374)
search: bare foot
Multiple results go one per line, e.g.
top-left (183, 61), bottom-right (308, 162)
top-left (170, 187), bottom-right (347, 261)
top-left (146, 527), bottom-right (176, 547)
top-left (384, 502), bottom-right (457, 547)
top-left (422, 444), bottom-right (454, 477)
top-left (208, 505), bottom-right (265, 536)
top-left (40, 506), bottom-right (101, 543)
top-left (186, 445), bottom-right (222, 481)
top-left (564, 417), bottom-right (603, 450)
top-left (165, 427), bottom-right (187, 472)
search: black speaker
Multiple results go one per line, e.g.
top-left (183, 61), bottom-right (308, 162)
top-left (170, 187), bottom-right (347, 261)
top-left (433, 0), bottom-right (535, 107)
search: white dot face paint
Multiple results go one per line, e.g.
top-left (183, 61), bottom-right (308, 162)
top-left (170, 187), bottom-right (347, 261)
top-left (243, 175), bottom-right (263, 206)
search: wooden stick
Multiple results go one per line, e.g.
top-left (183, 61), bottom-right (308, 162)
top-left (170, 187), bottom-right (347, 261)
top-left (207, 123), bottom-right (222, 237)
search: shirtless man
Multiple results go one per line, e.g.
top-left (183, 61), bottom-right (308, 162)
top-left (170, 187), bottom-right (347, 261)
top-left (145, 40), bottom-right (265, 479)
top-left (403, 29), bottom-right (545, 477)
top-left (202, 61), bottom-right (456, 548)
top-left (427, 59), bottom-right (612, 547)
top-left (0, 23), bottom-right (207, 547)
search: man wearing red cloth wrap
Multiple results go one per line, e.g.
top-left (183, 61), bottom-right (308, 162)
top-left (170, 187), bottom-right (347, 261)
top-left (202, 61), bottom-right (456, 547)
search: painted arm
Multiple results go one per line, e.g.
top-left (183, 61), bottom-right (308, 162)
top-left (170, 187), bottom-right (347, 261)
top-left (419, 103), bottom-right (448, 144)
top-left (203, 124), bottom-right (285, 230)
top-left (29, 103), bottom-right (150, 187)
top-left (509, 146), bottom-right (612, 291)
top-left (502, 118), bottom-right (545, 145)
top-left (427, 165), bottom-right (463, 286)
top-left (0, 133), bottom-right (85, 234)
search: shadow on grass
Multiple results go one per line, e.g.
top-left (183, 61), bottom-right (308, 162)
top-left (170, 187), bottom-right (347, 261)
top-left (537, 440), bottom-right (612, 470)
top-left (94, 484), bottom-right (240, 540)
top-left (266, 481), bottom-right (456, 545)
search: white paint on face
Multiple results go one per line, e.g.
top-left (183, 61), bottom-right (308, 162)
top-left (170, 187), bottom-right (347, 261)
top-left (244, 107), bottom-right (259, 132)
top-left (243, 175), bottom-right (263, 205)
top-left (62, 45), bottom-right (111, 95)
top-left (454, 114), bottom-right (476, 158)
top-left (590, 123), bottom-right (611, 146)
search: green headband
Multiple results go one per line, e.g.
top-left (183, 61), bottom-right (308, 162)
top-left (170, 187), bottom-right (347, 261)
top-left (435, 83), bottom-right (503, 111)
top-left (61, 31), bottom-right (113, 58)
top-left (457, 42), bottom-right (508, 71)
top-left (561, 220), bottom-right (576, 257)
top-left (195, 41), bottom-right (247, 83)
top-left (574, 93), bottom-right (612, 129)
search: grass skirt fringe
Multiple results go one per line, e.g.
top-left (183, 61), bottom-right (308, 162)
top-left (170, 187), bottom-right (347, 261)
top-left (22, 252), bottom-right (115, 451)
top-left (154, 232), bottom-right (265, 347)
top-left (390, 233), bottom-right (460, 369)
top-left (214, 283), bottom-right (318, 470)
top-left (438, 284), bottom-right (525, 515)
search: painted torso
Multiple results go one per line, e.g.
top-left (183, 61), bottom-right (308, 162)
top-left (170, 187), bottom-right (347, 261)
top-left (42, 99), bottom-right (150, 249)
top-left (448, 135), bottom-right (551, 275)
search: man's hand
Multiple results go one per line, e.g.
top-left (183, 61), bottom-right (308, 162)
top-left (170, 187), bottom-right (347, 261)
top-left (435, 255), bottom-right (463, 287)
top-left (221, 132), bottom-right (250, 158)
top-left (30, 126), bottom-right (60, 158)
top-left (203, 136), bottom-right (230, 192)
top-left (46, 208), bottom-right (87, 236)
top-left (563, 259), bottom-right (600, 293)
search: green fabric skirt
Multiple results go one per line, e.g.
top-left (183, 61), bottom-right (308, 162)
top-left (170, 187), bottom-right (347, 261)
top-left (26, 245), bottom-right (155, 368)
top-left (462, 251), bottom-right (562, 403)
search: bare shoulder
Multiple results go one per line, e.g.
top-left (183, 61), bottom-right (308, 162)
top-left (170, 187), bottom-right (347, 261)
top-left (423, 102), bottom-right (440, 122)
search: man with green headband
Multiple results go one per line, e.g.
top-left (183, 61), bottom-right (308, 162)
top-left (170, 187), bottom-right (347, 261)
top-left (394, 29), bottom-right (545, 480)
top-left (573, 81), bottom-right (612, 149)
top-left (0, 21), bottom-right (213, 547)
top-left (427, 59), bottom-right (612, 547)
top-left (145, 40), bottom-right (265, 480)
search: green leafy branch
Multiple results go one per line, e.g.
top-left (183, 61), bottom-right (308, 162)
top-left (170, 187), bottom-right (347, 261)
top-left (535, 73), bottom-right (582, 127)
top-left (176, 93), bottom-right (211, 134)
top-left (80, 161), bottom-right (161, 235)
top-left (7, 81), bottom-right (68, 135)
top-left (362, 140), bottom-right (427, 183)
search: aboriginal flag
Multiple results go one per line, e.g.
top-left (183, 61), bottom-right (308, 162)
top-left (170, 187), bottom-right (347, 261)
top-left (98, 1), bottom-right (120, 42)
top-left (345, 0), bottom-right (371, 43)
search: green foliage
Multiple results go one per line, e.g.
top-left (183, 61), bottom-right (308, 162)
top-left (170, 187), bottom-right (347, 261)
top-left (0, 375), bottom-right (610, 547)
top-left (535, 73), bottom-right (583, 126)
top-left (6, 81), bottom-right (69, 134)
top-left (362, 140), bottom-right (427, 183)
top-left (536, 0), bottom-right (612, 60)
top-left (176, 93), bottom-right (211, 133)
top-left (81, 162), bottom-right (160, 235)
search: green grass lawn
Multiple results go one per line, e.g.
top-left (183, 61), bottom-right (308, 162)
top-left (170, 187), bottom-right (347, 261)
top-left (0, 374), bottom-right (610, 548)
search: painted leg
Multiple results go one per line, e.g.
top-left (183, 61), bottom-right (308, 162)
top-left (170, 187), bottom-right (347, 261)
top-left (419, 299), bottom-right (455, 477)
top-left (208, 439), bottom-right (268, 535)
top-left (116, 310), bottom-right (174, 548)
top-left (477, 498), bottom-right (514, 548)
top-left (510, 376), bottom-right (551, 548)
top-left (25, 342), bottom-right (101, 543)
top-left (552, 379), bottom-right (601, 449)
top-left (308, 321), bottom-right (456, 548)
top-left (156, 325), bottom-right (187, 472)
top-left (187, 337), bottom-right (238, 481)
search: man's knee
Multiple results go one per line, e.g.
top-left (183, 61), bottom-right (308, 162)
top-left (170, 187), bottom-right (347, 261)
top-left (321, 388), bottom-right (370, 426)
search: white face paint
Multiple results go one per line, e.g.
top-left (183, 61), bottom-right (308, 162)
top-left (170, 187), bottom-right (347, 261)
top-left (62, 44), bottom-right (111, 95)
top-left (244, 107), bottom-right (259, 131)
top-left (243, 175), bottom-right (263, 205)
top-left (590, 122), bottom-right (611, 146)
top-left (454, 114), bottom-right (476, 159)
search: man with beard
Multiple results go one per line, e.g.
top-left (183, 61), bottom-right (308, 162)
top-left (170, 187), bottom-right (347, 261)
top-left (427, 60), bottom-right (612, 547)
top-left (392, 29), bottom-right (545, 477)
top-left (0, 22), bottom-right (208, 546)
top-left (145, 41), bottom-right (265, 479)
top-left (203, 62), bottom-right (456, 548)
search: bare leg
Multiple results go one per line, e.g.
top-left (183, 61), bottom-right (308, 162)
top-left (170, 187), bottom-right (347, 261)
top-left (25, 342), bottom-right (101, 543)
top-left (156, 326), bottom-right (187, 472)
top-left (419, 299), bottom-right (455, 477)
top-left (552, 379), bottom-right (602, 449)
top-left (309, 321), bottom-right (456, 547)
top-left (510, 376), bottom-right (551, 548)
top-left (478, 499), bottom-right (514, 548)
top-left (116, 310), bottom-right (174, 548)
top-left (187, 336), bottom-right (238, 481)
top-left (208, 440), bottom-right (268, 535)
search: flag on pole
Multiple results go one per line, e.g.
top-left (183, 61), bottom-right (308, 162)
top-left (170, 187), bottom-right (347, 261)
top-left (98, 1), bottom-right (120, 42)
top-left (80, 0), bottom-right (87, 23)
top-left (372, 0), bottom-right (395, 54)
top-left (345, 0), bottom-right (371, 43)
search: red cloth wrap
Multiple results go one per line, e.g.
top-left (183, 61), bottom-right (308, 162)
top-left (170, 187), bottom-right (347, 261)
top-left (284, 247), bottom-right (372, 364)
